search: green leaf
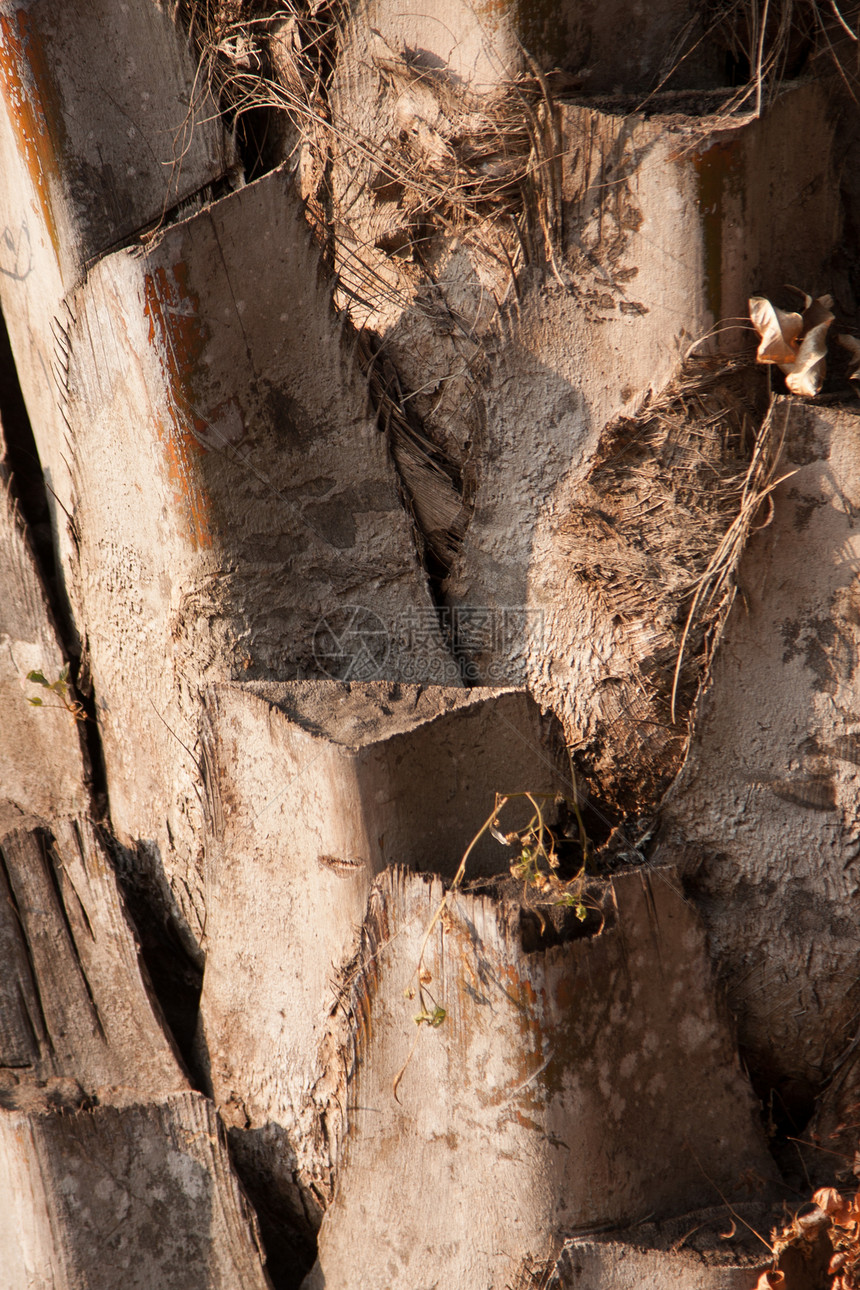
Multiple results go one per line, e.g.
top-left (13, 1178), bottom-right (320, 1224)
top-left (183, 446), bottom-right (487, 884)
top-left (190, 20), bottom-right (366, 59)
top-left (26, 695), bottom-right (43, 706)
top-left (555, 892), bottom-right (587, 921)
top-left (414, 1005), bottom-right (447, 1028)
top-left (26, 670), bottom-right (49, 687)
top-left (58, 664), bottom-right (69, 683)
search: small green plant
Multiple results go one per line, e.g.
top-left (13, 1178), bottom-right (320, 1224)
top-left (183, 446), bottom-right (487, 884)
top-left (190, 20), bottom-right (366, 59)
top-left (496, 790), bottom-right (590, 922)
top-left (25, 666), bottom-right (86, 722)
top-left (393, 784), bottom-right (593, 1100)
top-left (410, 784), bottom-right (592, 1020)
top-left (392, 781), bottom-right (596, 1100)
top-left (413, 1005), bottom-right (447, 1028)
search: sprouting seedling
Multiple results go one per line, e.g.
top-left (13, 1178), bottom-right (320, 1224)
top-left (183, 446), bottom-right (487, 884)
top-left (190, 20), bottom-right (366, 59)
top-left (497, 791), bottom-right (589, 922)
top-left (25, 666), bottom-right (86, 722)
top-left (413, 1005), bottom-right (447, 1028)
top-left (412, 791), bottom-right (591, 1014)
top-left (393, 787), bottom-right (595, 1101)
top-left (394, 797), bottom-right (506, 1101)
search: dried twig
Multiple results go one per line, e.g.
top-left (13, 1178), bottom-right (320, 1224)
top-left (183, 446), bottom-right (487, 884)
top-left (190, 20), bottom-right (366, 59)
top-left (670, 397), bottom-right (795, 722)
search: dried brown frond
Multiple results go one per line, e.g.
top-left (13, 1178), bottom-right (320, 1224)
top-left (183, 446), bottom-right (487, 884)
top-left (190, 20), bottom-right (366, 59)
top-left (506, 1251), bottom-right (558, 1290)
top-left (181, 2), bottom-right (557, 277)
top-left (669, 394), bottom-right (794, 721)
top-left (703, 0), bottom-right (860, 114)
top-left (768, 1180), bottom-right (860, 1289)
top-left (636, 0), bottom-right (859, 121)
top-left (558, 358), bottom-right (768, 817)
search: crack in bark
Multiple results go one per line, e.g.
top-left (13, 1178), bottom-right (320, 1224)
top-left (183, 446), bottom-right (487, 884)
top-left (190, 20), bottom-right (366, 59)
top-left (40, 831), bottom-right (107, 1044)
top-left (0, 838), bottom-right (52, 1056)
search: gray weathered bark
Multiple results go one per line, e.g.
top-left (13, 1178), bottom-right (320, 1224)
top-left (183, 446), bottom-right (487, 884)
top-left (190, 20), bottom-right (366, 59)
top-left (1, 1), bottom-right (859, 1287)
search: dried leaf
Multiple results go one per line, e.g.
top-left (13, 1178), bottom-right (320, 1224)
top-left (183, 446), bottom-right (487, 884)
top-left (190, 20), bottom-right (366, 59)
top-left (754, 1272), bottom-right (786, 1289)
top-left (750, 292), bottom-right (835, 397)
top-left (793, 1205), bottom-right (829, 1235)
top-left (780, 316), bottom-right (832, 396)
top-left (801, 292), bottom-right (834, 329)
top-left (838, 333), bottom-right (860, 384)
top-left (814, 1187), bottom-right (846, 1217)
top-left (749, 296), bottom-right (803, 363)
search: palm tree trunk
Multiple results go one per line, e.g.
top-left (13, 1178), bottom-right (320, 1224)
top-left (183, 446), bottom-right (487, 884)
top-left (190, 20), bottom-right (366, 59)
top-left (1, 1), bottom-right (858, 1287)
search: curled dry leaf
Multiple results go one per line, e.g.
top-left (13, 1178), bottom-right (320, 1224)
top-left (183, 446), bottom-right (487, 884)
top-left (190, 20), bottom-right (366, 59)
top-left (754, 1271), bottom-right (786, 1289)
top-left (749, 292), bottom-right (835, 397)
top-left (799, 292), bottom-right (835, 329)
top-left (782, 326), bottom-right (829, 395)
top-left (793, 1205), bottom-right (830, 1236)
top-left (815, 1187), bottom-right (849, 1219)
top-left (773, 1183), bottom-right (860, 1290)
top-left (749, 296), bottom-right (803, 363)
top-left (838, 334), bottom-right (860, 386)
top-left (782, 296), bottom-right (835, 396)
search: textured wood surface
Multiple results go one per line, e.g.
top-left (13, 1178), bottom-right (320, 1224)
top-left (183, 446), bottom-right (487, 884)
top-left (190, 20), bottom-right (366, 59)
top-left (444, 83), bottom-right (839, 782)
top-left (546, 1206), bottom-right (829, 1290)
top-left (548, 1228), bottom-right (768, 1290)
top-left (0, 467), bottom-right (87, 820)
top-left (197, 682), bottom-right (568, 1210)
top-left (54, 164), bottom-right (454, 940)
top-left (0, 1091), bottom-right (271, 1290)
top-left (304, 865), bottom-right (777, 1290)
top-left (323, 22), bottom-right (840, 832)
top-left (0, 0), bottom-right (232, 621)
top-left (0, 0), bottom-right (229, 281)
top-left (0, 815), bottom-right (186, 1096)
top-left (657, 402), bottom-right (860, 1096)
top-left (0, 814), bottom-right (276, 1289)
top-left (0, 3), bottom-right (854, 1286)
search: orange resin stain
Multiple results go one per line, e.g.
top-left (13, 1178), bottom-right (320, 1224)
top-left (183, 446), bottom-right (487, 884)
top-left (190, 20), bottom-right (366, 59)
top-left (462, 962), bottom-right (550, 1109)
top-left (0, 9), bottom-right (62, 265)
top-left (143, 261), bottom-right (214, 550)
top-left (503, 963), bottom-right (540, 1009)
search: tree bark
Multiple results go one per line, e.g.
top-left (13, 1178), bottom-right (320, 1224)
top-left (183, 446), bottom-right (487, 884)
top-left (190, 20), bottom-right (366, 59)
top-left (1, 1), bottom-right (859, 1288)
